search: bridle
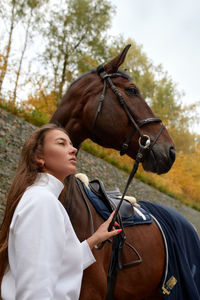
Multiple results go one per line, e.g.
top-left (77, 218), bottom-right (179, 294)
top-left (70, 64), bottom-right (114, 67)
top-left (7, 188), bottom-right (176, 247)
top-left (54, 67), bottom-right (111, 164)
top-left (92, 63), bottom-right (166, 231)
top-left (93, 65), bottom-right (164, 156)
top-left (91, 65), bottom-right (166, 299)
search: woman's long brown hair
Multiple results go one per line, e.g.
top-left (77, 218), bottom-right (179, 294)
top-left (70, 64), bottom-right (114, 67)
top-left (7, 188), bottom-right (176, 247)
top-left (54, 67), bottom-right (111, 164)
top-left (0, 123), bottom-right (67, 288)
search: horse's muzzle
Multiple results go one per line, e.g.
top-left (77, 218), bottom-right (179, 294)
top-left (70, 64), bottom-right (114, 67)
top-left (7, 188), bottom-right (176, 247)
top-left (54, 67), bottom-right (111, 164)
top-left (142, 144), bottom-right (176, 174)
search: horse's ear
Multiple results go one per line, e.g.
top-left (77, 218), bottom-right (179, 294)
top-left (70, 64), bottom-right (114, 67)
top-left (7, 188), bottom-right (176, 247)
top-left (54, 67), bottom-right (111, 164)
top-left (104, 44), bottom-right (131, 73)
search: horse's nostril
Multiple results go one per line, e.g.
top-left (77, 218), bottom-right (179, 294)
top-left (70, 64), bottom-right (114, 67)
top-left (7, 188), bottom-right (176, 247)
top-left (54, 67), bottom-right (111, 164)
top-left (169, 147), bottom-right (176, 163)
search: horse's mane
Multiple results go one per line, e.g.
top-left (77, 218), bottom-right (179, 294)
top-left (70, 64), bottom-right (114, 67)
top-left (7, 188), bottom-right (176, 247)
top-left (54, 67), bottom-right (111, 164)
top-left (69, 70), bottom-right (97, 89)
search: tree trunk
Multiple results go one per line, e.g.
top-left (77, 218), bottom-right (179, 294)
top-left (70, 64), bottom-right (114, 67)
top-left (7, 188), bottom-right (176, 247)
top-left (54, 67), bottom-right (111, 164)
top-left (57, 32), bottom-right (86, 102)
top-left (13, 11), bottom-right (32, 103)
top-left (0, 0), bottom-right (16, 94)
top-left (58, 52), bottom-right (68, 102)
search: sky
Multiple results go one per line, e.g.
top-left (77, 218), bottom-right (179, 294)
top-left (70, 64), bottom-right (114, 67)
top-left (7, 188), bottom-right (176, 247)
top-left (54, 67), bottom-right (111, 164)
top-left (109, 0), bottom-right (200, 132)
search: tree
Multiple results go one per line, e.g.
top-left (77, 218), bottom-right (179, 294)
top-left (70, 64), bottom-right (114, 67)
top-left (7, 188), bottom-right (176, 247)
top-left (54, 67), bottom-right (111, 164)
top-left (12, 0), bottom-right (49, 103)
top-left (0, 0), bottom-right (17, 94)
top-left (0, 0), bottom-right (50, 101)
top-left (39, 0), bottom-right (115, 103)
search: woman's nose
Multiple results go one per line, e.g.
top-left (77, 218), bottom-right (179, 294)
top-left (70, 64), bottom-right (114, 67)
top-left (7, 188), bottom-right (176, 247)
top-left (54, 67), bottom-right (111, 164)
top-left (71, 146), bottom-right (77, 155)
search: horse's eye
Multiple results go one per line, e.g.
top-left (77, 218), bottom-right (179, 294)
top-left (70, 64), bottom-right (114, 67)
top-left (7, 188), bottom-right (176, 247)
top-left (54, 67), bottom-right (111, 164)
top-left (125, 86), bottom-right (139, 96)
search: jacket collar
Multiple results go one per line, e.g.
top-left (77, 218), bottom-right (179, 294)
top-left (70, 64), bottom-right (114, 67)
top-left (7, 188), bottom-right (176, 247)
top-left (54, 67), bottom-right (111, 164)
top-left (34, 173), bottom-right (64, 198)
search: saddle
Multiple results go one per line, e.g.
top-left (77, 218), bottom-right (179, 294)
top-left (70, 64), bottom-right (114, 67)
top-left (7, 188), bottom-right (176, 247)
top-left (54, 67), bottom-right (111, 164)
top-left (77, 176), bottom-right (152, 227)
top-left (89, 179), bottom-right (134, 219)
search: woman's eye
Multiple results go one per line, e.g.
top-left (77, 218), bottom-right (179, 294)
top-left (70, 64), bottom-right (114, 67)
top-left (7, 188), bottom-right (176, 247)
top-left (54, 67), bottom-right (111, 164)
top-left (59, 142), bottom-right (65, 145)
top-left (125, 86), bottom-right (139, 96)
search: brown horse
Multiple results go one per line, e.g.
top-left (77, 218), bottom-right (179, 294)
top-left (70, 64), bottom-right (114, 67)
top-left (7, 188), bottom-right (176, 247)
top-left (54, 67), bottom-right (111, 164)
top-left (63, 175), bottom-right (165, 300)
top-left (50, 45), bottom-right (175, 175)
top-left (50, 45), bottom-right (176, 299)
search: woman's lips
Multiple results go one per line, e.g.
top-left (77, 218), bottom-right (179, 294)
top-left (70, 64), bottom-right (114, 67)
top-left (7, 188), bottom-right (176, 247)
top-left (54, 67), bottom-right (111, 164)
top-left (69, 157), bottom-right (77, 163)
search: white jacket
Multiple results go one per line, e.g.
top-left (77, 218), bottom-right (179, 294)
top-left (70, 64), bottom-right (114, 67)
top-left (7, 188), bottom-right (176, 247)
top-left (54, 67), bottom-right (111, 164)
top-left (1, 173), bottom-right (95, 300)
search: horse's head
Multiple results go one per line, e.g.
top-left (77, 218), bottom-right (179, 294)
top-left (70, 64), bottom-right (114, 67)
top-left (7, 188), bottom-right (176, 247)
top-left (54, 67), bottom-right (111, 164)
top-left (50, 45), bottom-right (176, 174)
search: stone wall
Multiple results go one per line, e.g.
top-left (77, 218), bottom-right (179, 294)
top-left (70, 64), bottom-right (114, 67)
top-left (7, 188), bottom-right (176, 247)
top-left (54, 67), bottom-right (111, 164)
top-left (0, 109), bottom-right (36, 222)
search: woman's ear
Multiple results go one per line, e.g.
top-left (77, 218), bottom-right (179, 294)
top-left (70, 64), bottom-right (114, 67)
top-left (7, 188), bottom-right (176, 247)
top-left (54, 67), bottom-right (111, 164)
top-left (35, 157), bottom-right (45, 168)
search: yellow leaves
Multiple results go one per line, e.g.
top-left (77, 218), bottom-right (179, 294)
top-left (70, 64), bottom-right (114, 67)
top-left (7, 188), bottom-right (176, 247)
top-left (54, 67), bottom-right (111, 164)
top-left (143, 151), bottom-right (200, 207)
top-left (22, 89), bottom-right (58, 119)
top-left (77, 55), bottom-right (98, 75)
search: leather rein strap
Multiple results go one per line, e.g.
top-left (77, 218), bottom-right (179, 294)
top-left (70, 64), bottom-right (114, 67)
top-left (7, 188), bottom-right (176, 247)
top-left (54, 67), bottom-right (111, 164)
top-left (94, 64), bottom-right (165, 235)
top-left (90, 65), bottom-right (165, 299)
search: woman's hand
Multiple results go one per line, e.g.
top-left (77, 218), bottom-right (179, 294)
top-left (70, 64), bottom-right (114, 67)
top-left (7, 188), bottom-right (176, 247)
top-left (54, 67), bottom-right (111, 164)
top-left (86, 211), bottom-right (122, 249)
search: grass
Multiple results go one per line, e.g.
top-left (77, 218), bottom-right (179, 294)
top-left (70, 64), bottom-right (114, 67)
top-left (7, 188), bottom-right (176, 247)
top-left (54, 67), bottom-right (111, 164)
top-left (0, 100), bottom-right (48, 126)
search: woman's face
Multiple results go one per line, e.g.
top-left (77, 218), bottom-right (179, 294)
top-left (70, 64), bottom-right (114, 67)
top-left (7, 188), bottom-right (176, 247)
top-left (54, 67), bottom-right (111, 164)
top-left (40, 129), bottom-right (77, 182)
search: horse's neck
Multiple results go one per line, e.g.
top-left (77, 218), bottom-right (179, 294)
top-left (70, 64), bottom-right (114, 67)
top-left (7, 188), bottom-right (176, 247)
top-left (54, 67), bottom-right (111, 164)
top-left (62, 175), bottom-right (91, 241)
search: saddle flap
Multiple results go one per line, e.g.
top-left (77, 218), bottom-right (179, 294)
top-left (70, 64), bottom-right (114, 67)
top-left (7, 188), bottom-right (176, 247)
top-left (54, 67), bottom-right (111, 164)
top-left (89, 179), bottom-right (114, 211)
top-left (89, 179), bottom-right (134, 219)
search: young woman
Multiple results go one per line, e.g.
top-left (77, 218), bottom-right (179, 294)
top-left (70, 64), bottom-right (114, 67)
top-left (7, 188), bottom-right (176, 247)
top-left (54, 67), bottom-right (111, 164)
top-left (0, 124), bottom-right (121, 300)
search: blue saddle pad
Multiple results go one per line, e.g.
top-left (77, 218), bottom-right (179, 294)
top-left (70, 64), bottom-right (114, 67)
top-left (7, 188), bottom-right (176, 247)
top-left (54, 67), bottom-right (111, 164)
top-left (139, 201), bottom-right (200, 300)
top-left (82, 184), bottom-right (152, 227)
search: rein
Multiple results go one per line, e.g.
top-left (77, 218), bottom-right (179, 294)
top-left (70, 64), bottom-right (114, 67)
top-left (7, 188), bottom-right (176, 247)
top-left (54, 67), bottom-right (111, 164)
top-left (94, 64), bottom-right (165, 236)
top-left (91, 65), bottom-right (166, 299)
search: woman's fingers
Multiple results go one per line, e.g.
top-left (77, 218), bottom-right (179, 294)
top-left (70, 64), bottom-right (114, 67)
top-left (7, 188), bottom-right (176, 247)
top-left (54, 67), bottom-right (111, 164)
top-left (107, 210), bottom-right (115, 222)
top-left (107, 210), bottom-right (122, 236)
top-left (87, 211), bottom-right (123, 249)
top-left (107, 211), bottom-right (120, 228)
top-left (108, 228), bottom-right (122, 238)
top-left (114, 222), bottom-right (120, 227)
